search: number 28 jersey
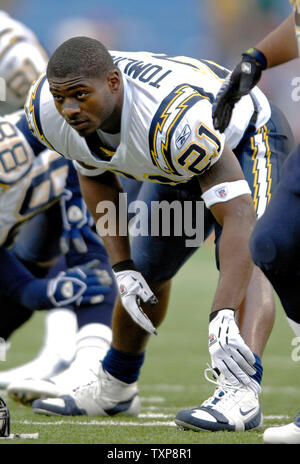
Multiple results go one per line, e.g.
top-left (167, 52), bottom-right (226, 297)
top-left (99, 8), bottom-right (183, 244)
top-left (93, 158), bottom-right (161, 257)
top-left (25, 51), bottom-right (271, 186)
top-left (0, 110), bottom-right (68, 247)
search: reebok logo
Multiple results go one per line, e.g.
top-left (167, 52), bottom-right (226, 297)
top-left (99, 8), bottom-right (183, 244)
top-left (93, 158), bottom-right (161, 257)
top-left (175, 124), bottom-right (191, 149)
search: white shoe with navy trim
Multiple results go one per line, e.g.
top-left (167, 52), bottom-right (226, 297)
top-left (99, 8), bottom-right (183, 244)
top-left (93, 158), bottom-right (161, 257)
top-left (31, 364), bottom-right (140, 417)
top-left (175, 366), bottom-right (262, 432)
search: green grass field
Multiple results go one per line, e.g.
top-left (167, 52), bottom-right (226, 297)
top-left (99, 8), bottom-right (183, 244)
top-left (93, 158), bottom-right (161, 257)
top-left (0, 241), bottom-right (298, 447)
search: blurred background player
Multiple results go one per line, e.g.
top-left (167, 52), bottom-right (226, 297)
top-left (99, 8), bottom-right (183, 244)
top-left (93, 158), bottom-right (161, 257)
top-left (0, 11), bottom-right (116, 397)
top-left (212, 0), bottom-right (300, 444)
top-left (0, 109), bottom-right (116, 396)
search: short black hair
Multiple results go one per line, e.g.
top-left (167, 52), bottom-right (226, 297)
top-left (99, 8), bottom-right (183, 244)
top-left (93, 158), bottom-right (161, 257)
top-left (47, 36), bottom-right (116, 80)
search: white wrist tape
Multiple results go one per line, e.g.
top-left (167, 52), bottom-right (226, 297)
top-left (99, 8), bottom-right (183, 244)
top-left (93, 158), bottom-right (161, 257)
top-left (201, 180), bottom-right (251, 209)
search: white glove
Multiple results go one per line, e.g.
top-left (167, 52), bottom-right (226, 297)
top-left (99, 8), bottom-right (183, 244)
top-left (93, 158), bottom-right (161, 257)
top-left (208, 309), bottom-right (257, 390)
top-left (113, 269), bottom-right (158, 335)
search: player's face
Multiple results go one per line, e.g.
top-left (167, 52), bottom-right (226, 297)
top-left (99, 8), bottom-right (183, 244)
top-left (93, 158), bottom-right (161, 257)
top-left (48, 70), bottom-right (123, 136)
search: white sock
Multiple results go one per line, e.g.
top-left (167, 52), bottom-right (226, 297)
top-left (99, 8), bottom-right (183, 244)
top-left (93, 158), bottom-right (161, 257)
top-left (75, 323), bottom-right (112, 363)
top-left (42, 309), bottom-right (78, 363)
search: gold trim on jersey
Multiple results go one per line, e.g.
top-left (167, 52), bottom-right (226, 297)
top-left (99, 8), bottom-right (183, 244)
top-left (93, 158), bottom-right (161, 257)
top-left (0, 28), bottom-right (13, 39)
top-left (100, 146), bottom-right (115, 157)
top-left (0, 35), bottom-right (25, 62)
top-left (76, 160), bottom-right (100, 171)
top-left (104, 167), bottom-right (141, 181)
top-left (150, 54), bottom-right (229, 83)
top-left (262, 125), bottom-right (272, 205)
top-left (251, 130), bottom-right (259, 212)
top-left (251, 126), bottom-right (272, 215)
top-left (143, 172), bottom-right (190, 186)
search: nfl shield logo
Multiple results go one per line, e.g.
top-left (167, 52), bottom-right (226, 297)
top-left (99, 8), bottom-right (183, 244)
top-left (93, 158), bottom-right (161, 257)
top-left (216, 186), bottom-right (228, 199)
top-left (120, 284), bottom-right (127, 296)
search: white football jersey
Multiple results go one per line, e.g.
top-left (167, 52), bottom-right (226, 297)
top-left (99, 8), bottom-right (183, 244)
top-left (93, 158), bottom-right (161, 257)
top-left (0, 11), bottom-right (48, 114)
top-left (25, 51), bottom-right (271, 186)
top-left (0, 110), bottom-right (68, 246)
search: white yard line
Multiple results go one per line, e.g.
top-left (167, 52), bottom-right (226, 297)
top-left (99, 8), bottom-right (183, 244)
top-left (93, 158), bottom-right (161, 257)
top-left (15, 419), bottom-right (177, 427)
top-left (14, 414), bottom-right (291, 428)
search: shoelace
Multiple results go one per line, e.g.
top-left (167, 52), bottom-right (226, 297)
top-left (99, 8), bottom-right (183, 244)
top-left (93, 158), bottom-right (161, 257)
top-left (202, 365), bottom-right (245, 408)
top-left (204, 365), bottom-right (241, 390)
top-left (72, 368), bottom-right (99, 396)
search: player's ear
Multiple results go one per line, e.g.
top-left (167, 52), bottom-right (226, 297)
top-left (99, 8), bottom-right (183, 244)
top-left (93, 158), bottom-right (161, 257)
top-left (107, 69), bottom-right (121, 93)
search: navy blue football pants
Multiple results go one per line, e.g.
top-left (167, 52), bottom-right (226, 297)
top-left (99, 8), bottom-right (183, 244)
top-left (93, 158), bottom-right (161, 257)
top-left (250, 144), bottom-right (300, 324)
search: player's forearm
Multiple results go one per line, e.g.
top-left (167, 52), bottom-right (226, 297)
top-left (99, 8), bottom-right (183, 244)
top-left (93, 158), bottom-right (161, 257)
top-left (255, 12), bottom-right (299, 68)
top-left (210, 197), bottom-right (255, 313)
top-left (78, 171), bottom-right (131, 266)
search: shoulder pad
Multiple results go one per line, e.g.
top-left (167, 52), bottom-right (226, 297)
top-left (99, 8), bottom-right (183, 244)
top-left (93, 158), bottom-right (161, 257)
top-left (24, 73), bottom-right (55, 151)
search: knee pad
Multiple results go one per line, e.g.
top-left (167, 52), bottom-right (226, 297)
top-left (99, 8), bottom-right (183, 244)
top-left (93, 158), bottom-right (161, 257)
top-left (250, 225), bottom-right (296, 276)
top-left (250, 229), bottom-right (277, 271)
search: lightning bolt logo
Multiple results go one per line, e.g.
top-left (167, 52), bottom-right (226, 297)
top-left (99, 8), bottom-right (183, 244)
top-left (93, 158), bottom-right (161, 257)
top-left (149, 84), bottom-right (207, 174)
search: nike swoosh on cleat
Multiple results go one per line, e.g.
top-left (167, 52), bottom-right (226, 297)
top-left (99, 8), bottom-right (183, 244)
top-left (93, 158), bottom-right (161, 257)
top-left (239, 407), bottom-right (256, 416)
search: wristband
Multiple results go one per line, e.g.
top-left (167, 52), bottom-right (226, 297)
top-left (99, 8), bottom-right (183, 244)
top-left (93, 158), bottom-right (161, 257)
top-left (112, 259), bottom-right (137, 272)
top-left (209, 308), bottom-right (234, 322)
top-left (242, 47), bottom-right (267, 70)
top-left (201, 180), bottom-right (251, 209)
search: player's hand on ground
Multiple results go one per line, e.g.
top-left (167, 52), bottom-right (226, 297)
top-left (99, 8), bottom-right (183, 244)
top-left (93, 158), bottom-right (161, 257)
top-left (208, 309), bottom-right (259, 391)
top-left (60, 187), bottom-right (103, 254)
top-left (47, 259), bottom-right (112, 308)
top-left (212, 49), bottom-right (266, 133)
top-left (113, 269), bottom-right (158, 335)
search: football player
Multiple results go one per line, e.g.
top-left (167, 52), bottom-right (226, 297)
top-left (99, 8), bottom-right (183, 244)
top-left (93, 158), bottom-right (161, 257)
top-left (0, 10), bottom-right (48, 115)
top-left (24, 37), bottom-right (293, 432)
top-left (0, 12), bottom-right (116, 395)
top-left (0, 109), bottom-right (116, 394)
top-left (212, 1), bottom-right (300, 444)
top-left (0, 10), bottom-right (73, 382)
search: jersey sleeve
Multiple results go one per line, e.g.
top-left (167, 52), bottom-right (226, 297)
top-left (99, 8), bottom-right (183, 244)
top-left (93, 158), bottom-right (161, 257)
top-left (171, 97), bottom-right (225, 177)
top-left (149, 85), bottom-right (225, 179)
top-left (73, 160), bottom-right (106, 177)
top-left (24, 73), bottom-right (55, 151)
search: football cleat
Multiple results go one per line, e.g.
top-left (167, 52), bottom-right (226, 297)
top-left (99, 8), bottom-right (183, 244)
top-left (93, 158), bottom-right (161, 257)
top-left (0, 397), bottom-right (10, 437)
top-left (0, 348), bottom-right (70, 390)
top-left (175, 366), bottom-right (262, 432)
top-left (7, 323), bottom-right (112, 405)
top-left (263, 413), bottom-right (300, 444)
top-left (7, 359), bottom-right (98, 405)
top-left (32, 364), bottom-right (140, 417)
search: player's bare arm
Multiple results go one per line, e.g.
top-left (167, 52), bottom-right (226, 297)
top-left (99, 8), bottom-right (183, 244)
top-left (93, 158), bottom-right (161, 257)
top-left (78, 170), bottom-right (158, 336)
top-left (77, 170), bottom-right (131, 266)
top-left (255, 11), bottom-right (299, 68)
top-left (213, 8), bottom-right (300, 133)
top-left (198, 143), bottom-right (256, 314)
